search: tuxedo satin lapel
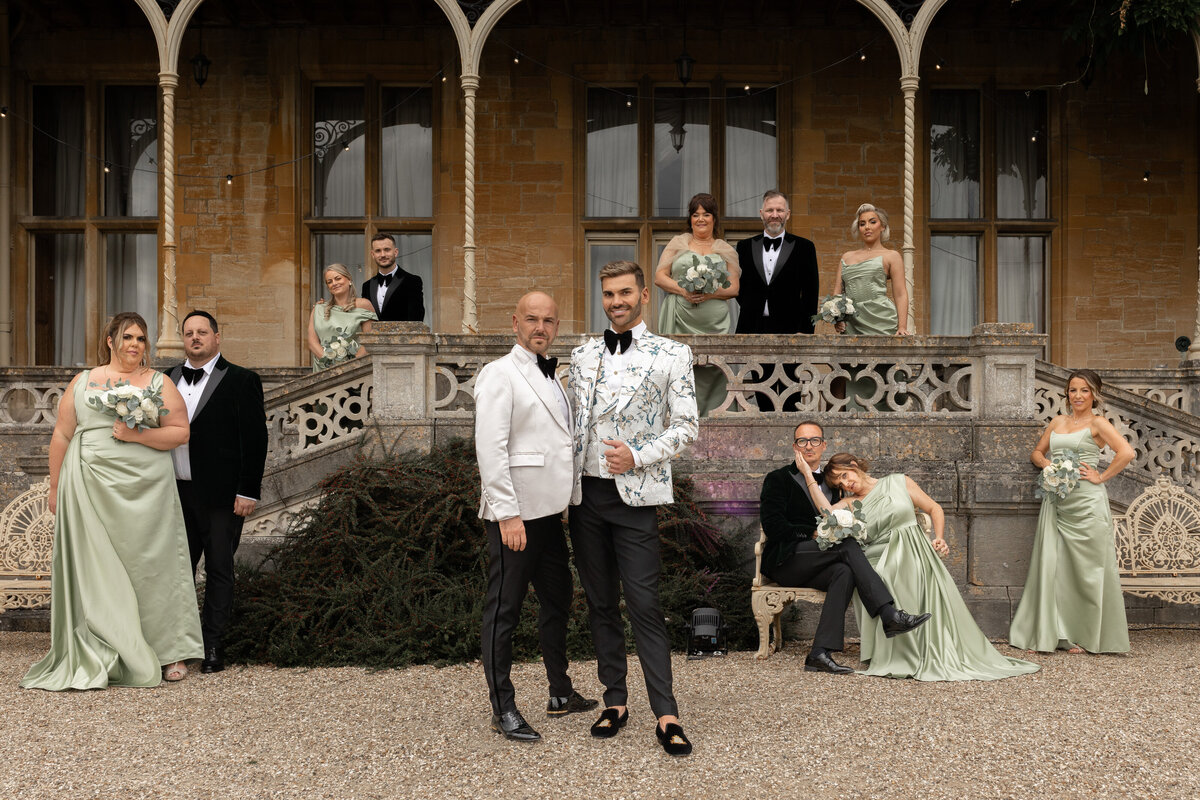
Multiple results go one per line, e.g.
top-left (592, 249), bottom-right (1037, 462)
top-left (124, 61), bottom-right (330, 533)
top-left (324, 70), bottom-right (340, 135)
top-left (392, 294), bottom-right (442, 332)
top-left (167, 363), bottom-right (184, 385)
top-left (775, 237), bottom-right (796, 282)
top-left (516, 355), bottom-right (571, 435)
top-left (751, 235), bottom-right (768, 285)
top-left (194, 358), bottom-right (228, 419)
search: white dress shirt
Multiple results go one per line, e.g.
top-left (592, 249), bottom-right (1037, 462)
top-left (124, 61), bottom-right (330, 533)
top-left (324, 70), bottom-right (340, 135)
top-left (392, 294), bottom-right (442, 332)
top-left (762, 232), bottom-right (784, 317)
top-left (376, 268), bottom-right (397, 311)
top-left (171, 353), bottom-right (219, 481)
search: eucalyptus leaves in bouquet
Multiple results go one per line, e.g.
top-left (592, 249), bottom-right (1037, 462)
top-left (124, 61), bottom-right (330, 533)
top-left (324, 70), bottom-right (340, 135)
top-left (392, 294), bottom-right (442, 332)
top-left (87, 380), bottom-right (169, 431)
top-left (676, 253), bottom-right (732, 295)
top-left (1035, 449), bottom-right (1082, 501)
top-left (812, 293), bottom-right (857, 325)
top-left (813, 500), bottom-right (867, 550)
top-left (316, 328), bottom-right (361, 369)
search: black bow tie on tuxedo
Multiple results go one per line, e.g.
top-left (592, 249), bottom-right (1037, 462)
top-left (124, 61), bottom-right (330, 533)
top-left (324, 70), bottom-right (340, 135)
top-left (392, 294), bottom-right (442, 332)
top-left (377, 272), bottom-right (395, 287)
top-left (536, 354), bottom-right (558, 378)
top-left (763, 236), bottom-right (782, 252)
top-left (603, 329), bottom-right (633, 355)
top-left (180, 365), bottom-right (203, 385)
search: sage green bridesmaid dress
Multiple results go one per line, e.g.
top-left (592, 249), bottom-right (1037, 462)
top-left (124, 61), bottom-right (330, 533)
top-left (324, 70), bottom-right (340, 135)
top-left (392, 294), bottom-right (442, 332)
top-left (840, 256), bottom-right (897, 335)
top-left (853, 474), bottom-right (1039, 681)
top-left (312, 304), bottom-right (378, 372)
top-left (1008, 428), bottom-right (1130, 653)
top-left (21, 371), bottom-right (203, 690)
top-left (658, 249), bottom-right (732, 416)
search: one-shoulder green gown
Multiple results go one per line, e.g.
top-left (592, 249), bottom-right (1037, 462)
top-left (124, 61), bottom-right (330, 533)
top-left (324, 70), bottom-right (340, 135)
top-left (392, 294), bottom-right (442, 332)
top-left (853, 474), bottom-right (1040, 681)
top-left (1008, 429), bottom-right (1130, 653)
top-left (21, 371), bottom-right (203, 690)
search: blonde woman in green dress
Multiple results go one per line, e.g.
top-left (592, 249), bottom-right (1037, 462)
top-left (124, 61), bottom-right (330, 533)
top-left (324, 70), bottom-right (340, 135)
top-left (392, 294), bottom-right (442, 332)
top-left (307, 263), bottom-right (378, 371)
top-left (832, 204), bottom-right (908, 336)
top-left (654, 193), bottom-right (740, 415)
top-left (1009, 369), bottom-right (1132, 654)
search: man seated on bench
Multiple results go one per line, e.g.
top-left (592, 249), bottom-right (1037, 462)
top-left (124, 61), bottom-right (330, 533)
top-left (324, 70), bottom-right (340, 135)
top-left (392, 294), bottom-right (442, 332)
top-left (759, 420), bottom-right (930, 673)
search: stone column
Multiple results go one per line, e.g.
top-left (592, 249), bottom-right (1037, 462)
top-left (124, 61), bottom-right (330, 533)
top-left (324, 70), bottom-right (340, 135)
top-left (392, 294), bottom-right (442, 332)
top-left (970, 322), bottom-right (1046, 419)
top-left (461, 74), bottom-right (479, 334)
top-left (154, 71), bottom-right (184, 358)
top-left (357, 322), bottom-right (436, 454)
top-left (900, 75), bottom-right (919, 335)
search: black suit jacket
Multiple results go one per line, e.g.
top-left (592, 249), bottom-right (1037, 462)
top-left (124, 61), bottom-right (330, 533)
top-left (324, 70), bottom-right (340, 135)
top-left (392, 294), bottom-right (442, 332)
top-left (362, 267), bottom-right (425, 322)
top-left (759, 462), bottom-right (842, 577)
top-left (169, 356), bottom-right (268, 507)
top-left (735, 232), bottom-right (819, 334)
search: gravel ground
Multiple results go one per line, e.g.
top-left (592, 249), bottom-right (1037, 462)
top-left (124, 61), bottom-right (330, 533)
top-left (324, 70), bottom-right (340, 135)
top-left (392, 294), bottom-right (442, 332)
top-left (1, 629), bottom-right (1198, 800)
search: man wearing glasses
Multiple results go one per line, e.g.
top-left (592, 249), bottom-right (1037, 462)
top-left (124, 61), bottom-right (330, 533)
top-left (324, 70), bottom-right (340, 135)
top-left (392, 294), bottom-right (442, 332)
top-left (758, 420), bottom-right (929, 674)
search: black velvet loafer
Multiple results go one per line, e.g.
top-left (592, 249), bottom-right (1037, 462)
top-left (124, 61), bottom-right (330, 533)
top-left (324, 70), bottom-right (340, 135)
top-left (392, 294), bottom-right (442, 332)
top-left (589, 707), bottom-right (628, 738)
top-left (547, 690), bottom-right (599, 717)
top-left (655, 722), bottom-right (692, 756)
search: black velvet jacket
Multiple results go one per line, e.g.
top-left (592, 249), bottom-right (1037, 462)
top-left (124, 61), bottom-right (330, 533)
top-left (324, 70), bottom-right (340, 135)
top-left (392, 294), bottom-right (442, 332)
top-left (759, 462), bottom-right (841, 577)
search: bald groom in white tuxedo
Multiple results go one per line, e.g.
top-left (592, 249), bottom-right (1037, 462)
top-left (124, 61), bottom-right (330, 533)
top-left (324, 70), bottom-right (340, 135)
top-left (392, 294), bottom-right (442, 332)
top-left (475, 291), bottom-right (596, 743)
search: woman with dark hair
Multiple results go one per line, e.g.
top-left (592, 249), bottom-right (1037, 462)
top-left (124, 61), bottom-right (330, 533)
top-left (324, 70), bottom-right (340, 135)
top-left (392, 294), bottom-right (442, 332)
top-left (22, 312), bottom-right (203, 689)
top-left (654, 192), bottom-right (740, 415)
top-left (1009, 369), bottom-right (1132, 654)
top-left (797, 452), bottom-right (1039, 681)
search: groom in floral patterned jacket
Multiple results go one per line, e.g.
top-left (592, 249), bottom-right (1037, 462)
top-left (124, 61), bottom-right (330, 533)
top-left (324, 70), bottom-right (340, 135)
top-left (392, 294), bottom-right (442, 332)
top-left (567, 260), bottom-right (699, 757)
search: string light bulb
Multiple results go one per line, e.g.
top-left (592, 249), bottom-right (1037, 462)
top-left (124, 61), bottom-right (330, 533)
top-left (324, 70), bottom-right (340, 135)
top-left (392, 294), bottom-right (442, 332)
top-left (1143, 170), bottom-right (1151, 182)
top-left (859, 50), bottom-right (866, 62)
top-left (342, 140), bottom-right (350, 151)
top-left (744, 84), bottom-right (751, 92)
top-left (1030, 132), bottom-right (1038, 143)
top-left (625, 96), bottom-right (633, 108)
top-left (0, 106), bottom-right (7, 118)
top-left (935, 59), bottom-right (945, 70)
top-left (513, 54), bottom-right (520, 64)
top-left (441, 75), bottom-right (447, 83)
top-left (225, 174), bottom-right (233, 185)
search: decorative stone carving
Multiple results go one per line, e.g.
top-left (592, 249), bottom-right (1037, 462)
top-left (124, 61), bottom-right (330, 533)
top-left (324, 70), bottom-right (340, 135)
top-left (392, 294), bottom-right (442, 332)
top-left (1115, 475), bottom-right (1200, 604)
top-left (0, 477), bottom-right (53, 611)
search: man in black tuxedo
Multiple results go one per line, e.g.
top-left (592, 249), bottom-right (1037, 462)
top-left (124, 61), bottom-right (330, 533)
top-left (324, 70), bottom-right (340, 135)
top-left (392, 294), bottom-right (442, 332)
top-left (759, 420), bottom-right (928, 673)
top-left (735, 190), bottom-right (819, 335)
top-left (362, 232), bottom-right (425, 322)
top-left (169, 310), bottom-right (268, 673)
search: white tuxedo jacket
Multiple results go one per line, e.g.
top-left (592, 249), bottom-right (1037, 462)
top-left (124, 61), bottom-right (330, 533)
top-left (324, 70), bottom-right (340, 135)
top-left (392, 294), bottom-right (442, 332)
top-left (568, 330), bottom-right (699, 507)
top-left (475, 345), bottom-right (574, 522)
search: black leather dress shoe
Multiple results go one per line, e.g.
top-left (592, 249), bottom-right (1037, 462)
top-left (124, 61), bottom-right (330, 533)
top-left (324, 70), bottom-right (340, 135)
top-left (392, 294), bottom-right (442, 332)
top-left (200, 648), bottom-right (225, 674)
top-left (655, 722), bottom-right (692, 756)
top-left (589, 707), bottom-right (629, 738)
top-left (882, 609), bottom-right (932, 638)
top-left (803, 651), bottom-right (854, 674)
top-left (491, 710), bottom-right (541, 742)
top-left (547, 690), bottom-right (599, 717)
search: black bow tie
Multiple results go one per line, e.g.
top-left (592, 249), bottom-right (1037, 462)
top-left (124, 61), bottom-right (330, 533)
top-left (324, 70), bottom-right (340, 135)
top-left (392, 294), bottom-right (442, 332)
top-left (603, 329), bottom-right (633, 355)
top-left (181, 365), bottom-right (203, 385)
top-left (763, 236), bottom-right (782, 252)
top-left (377, 272), bottom-right (395, 287)
top-left (536, 354), bottom-right (558, 378)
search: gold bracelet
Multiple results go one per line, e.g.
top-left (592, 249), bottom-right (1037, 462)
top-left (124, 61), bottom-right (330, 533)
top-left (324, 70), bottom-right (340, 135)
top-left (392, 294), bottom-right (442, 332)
top-left (807, 481), bottom-right (817, 487)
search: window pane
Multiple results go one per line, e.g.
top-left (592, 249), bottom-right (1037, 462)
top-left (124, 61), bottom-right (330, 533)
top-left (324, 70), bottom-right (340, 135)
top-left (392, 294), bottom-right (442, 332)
top-left (381, 87), bottom-right (433, 217)
top-left (587, 239), bottom-right (638, 332)
top-left (106, 233), bottom-right (158, 352)
top-left (725, 88), bottom-right (776, 218)
top-left (33, 87), bottom-right (85, 217)
top-left (313, 87), bottom-right (365, 217)
top-left (929, 235), bottom-right (978, 335)
top-left (654, 88), bottom-right (709, 217)
top-left (996, 91), bottom-right (1048, 219)
top-left (394, 233), bottom-right (433, 327)
top-left (313, 233), bottom-right (366, 304)
top-left (104, 86), bottom-right (158, 217)
top-left (586, 88), bottom-right (638, 217)
top-left (929, 90), bottom-right (980, 219)
top-left (33, 233), bottom-right (86, 365)
top-left (997, 236), bottom-right (1045, 332)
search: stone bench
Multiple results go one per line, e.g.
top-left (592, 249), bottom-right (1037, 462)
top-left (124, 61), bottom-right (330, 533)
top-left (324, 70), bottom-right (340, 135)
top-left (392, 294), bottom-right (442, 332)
top-left (751, 513), bottom-right (932, 660)
top-left (0, 477), bottom-right (52, 613)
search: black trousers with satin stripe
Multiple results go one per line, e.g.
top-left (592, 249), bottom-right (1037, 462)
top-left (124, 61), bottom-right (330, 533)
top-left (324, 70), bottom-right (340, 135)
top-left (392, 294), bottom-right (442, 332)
top-left (766, 538), bottom-right (895, 653)
top-left (177, 480), bottom-right (245, 651)
top-left (481, 514), bottom-right (575, 716)
top-left (568, 477), bottom-right (678, 719)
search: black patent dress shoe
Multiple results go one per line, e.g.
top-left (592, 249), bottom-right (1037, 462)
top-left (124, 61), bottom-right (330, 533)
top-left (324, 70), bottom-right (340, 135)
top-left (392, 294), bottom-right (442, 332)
top-left (655, 722), bottom-right (692, 756)
top-left (589, 707), bottom-right (629, 738)
top-left (547, 690), bottom-right (599, 717)
top-left (803, 651), bottom-right (854, 675)
top-left (882, 609), bottom-right (932, 638)
top-left (200, 647), bottom-right (225, 674)
top-left (491, 710), bottom-right (541, 742)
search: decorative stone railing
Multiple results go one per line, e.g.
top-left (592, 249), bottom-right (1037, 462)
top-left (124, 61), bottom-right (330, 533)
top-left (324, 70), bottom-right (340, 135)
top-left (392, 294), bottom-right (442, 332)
top-left (1035, 361), bottom-right (1200, 493)
top-left (1104, 364), bottom-right (1200, 414)
top-left (264, 359), bottom-right (373, 465)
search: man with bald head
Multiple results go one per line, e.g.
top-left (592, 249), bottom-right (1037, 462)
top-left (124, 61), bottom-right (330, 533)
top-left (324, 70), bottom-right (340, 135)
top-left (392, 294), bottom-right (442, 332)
top-left (475, 292), bottom-right (597, 742)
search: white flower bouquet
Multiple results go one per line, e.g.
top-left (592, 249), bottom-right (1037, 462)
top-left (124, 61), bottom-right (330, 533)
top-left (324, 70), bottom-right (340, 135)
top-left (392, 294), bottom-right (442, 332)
top-left (86, 380), bottom-right (168, 431)
top-left (1035, 449), bottom-right (1082, 501)
top-left (676, 254), bottom-right (732, 296)
top-left (316, 328), bottom-right (360, 369)
top-left (813, 500), bottom-right (867, 551)
top-left (812, 293), bottom-right (857, 325)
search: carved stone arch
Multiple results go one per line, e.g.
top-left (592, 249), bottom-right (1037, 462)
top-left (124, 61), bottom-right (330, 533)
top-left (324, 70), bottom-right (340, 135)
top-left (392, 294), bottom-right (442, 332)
top-left (906, 0), bottom-right (956, 77)
top-left (850, 0), bottom-right (913, 74)
top-left (430, 0), bottom-right (527, 76)
top-left (162, 0), bottom-right (207, 76)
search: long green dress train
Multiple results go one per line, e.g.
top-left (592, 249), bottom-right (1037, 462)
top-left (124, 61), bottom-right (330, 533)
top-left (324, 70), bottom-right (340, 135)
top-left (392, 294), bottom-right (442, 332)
top-left (312, 304), bottom-right (377, 372)
top-left (840, 256), bottom-right (897, 335)
top-left (1008, 429), bottom-right (1130, 653)
top-left (21, 371), bottom-right (203, 690)
top-left (853, 474), bottom-right (1040, 681)
top-left (658, 242), bottom-right (735, 416)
